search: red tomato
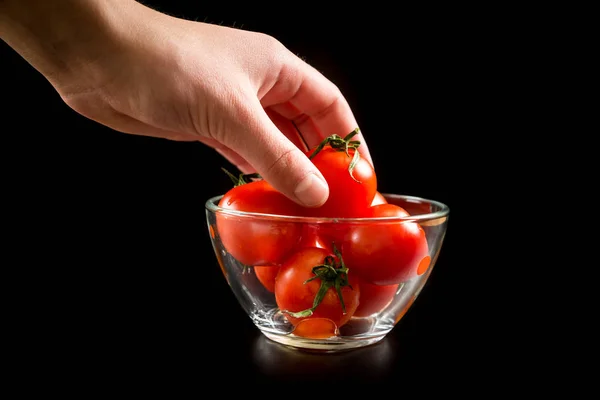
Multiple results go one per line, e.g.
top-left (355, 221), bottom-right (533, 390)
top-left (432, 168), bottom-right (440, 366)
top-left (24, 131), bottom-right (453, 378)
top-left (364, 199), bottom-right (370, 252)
top-left (293, 318), bottom-right (338, 339)
top-left (254, 226), bottom-right (338, 292)
top-left (371, 191), bottom-right (388, 206)
top-left (216, 180), bottom-right (303, 266)
top-left (254, 265), bottom-right (279, 293)
top-left (353, 280), bottom-right (399, 318)
top-left (274, 247), bottom-right (360, 329)
top-left (303, 131), bottom-right (377, 218)
top-left (341, 204), bottom-right (430, 285)
top-left (298, 224), bottom-right (334, 251)
top-left (303, 222), bottom-right (348, 253)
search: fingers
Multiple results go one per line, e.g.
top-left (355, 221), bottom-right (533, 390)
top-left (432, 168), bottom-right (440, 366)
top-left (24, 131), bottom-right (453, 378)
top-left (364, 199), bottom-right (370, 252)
top-left (219, 96), bottom-right (329, 208)
top-left (260, 58), bottom-right (373, 167)
top-left (264, 108), bottom-right (309, 152)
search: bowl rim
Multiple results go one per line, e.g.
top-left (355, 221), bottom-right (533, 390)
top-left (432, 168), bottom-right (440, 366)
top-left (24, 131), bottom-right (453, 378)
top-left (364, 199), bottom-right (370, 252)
top-left (205, 193), bottom-right (449, 224)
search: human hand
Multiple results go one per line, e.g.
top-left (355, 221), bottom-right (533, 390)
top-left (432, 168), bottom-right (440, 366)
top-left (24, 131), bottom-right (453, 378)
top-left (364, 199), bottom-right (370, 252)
top-left (0, 0), bottom-right (372, 207)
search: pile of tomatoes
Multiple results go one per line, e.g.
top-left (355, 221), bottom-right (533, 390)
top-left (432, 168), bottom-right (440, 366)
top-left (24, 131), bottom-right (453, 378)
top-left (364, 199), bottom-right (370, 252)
top-left (215, 128), bottom-right (430, 338)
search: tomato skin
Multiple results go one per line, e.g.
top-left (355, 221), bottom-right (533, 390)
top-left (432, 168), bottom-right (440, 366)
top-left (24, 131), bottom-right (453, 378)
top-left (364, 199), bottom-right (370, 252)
top-left (305, 223), bottom-right (349, 252)
top-left (299, 224), bottom-right (334, 252)
top-left (274, 247), bottom-right (360, 328)
top-left (309, 190), bottom-right (387, 247)
top-left (341, 204), bottom-right (430, 285)
top-left (353, 280), bottom-right (399, 317)
top-left (254, 265), bottom-right (280, 293)
top-left (293, 318), bottom-right (338, 339)
top-left (304, 147), bottom-right (377, 218)
top-left (251, 226), bottom-right (334, 293)
top-left (217, 180), bottom-right (303, 266)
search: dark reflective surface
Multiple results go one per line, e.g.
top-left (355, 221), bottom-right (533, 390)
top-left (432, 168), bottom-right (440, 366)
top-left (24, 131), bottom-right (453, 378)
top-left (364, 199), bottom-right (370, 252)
top-left (251, 333), bottom-right (397, 381)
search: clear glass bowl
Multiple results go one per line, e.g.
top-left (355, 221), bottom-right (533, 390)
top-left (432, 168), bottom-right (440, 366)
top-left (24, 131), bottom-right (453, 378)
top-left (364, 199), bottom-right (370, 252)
top-left (205, 193), bottom-right (449, 352)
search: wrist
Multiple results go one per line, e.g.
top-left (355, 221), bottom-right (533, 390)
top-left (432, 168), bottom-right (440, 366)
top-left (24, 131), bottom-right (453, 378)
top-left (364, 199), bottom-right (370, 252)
top-left (0, 0), bottom-right (143, 85)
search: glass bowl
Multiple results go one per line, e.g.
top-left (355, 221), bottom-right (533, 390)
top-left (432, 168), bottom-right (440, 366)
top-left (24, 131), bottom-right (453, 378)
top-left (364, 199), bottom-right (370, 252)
top-left (205, 193), bottom-right (449, 352)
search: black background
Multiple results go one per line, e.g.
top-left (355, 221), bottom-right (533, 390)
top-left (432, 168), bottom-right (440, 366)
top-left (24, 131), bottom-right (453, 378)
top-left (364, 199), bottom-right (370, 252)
top-left (1, 1), bottom-right (517, 390)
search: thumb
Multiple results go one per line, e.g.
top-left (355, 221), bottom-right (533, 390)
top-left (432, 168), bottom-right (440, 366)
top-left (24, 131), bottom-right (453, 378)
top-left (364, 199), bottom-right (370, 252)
top-left (220, 102), bottom-right (329, 208)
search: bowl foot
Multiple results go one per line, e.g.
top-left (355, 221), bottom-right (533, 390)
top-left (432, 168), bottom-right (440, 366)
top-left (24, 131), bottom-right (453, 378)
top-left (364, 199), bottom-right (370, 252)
top-left (260, 329), bottom-right (389, 352)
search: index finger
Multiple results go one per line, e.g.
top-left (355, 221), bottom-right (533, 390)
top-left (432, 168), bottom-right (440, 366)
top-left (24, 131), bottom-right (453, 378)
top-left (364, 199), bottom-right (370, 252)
top-left (261, 58), bottom-right (373, 167)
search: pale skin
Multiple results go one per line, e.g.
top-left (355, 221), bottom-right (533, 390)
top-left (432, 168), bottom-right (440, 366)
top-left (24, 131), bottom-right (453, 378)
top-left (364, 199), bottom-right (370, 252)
top-left (0, 0), bottom-right (373, 207)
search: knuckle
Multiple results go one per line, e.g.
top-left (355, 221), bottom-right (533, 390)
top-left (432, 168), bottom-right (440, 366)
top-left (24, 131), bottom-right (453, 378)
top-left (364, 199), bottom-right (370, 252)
top-left (265, 147), bottom-right (297, 179)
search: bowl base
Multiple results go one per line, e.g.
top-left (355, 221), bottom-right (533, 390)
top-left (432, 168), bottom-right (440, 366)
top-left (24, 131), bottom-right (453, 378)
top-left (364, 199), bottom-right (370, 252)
top-left (253, 309), bottom-right (394, 352)
top-left (260, 330), bottom-right (388, 352)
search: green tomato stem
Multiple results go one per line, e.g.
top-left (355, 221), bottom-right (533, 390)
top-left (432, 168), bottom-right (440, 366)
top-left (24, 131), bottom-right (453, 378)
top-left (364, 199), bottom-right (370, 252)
top-left (306, 128), bottom-right (363, 183)
top-left (283, 246), bottom-right (353, 318)
top-left (221, 167), bottom-right (261, 187)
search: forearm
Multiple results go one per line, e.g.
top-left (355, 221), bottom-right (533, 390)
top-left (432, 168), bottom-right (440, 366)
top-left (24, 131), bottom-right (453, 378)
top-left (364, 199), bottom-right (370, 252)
top-left (0, 0), bottom-right (142, 84)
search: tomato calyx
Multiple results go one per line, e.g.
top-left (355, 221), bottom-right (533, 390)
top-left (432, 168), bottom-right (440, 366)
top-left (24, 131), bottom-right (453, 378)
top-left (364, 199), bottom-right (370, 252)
top-left (283, 246), bottom-right (353, 318)
top-left (307, 128), bottom-right (363, 182)
top-left (221, 167), bottom-right (261, 187)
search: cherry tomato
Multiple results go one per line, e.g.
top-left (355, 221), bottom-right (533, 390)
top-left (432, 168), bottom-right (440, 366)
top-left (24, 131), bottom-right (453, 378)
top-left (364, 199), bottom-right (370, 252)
top-left (254, 229), bottom-right (333, 293)
top-left (217, 179), bottom-right (303, 266)
top-left (353, 280), bottom-right (399, 318)
top-left (293, 318), bottom-right (338, 339)
top-left (274, 247), bottom-right (360, 329)
top-left (298, 224), bottom-right (334, 251)
top-left (254, 225), bottom-right (333, 296)
top-left (254, 265), bottom-right (279, 293)
top-left (303, 223), bottom-right (348, 253)
top-left (303, 130), bottom-right (377, 218)
top-left (340, 203), bottom-right (430, 285)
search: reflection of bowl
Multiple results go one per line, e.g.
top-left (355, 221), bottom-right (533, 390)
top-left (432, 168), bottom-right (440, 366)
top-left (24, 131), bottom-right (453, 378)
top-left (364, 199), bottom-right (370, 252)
top-left (251, 334), bottom-right (396, 380)
top-left (205, 193), bottom-right (450, 352)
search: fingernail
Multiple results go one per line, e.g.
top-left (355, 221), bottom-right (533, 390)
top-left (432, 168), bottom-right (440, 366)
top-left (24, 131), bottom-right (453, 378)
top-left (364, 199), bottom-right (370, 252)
top-left (294, 174), bottom-right (329, 207)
